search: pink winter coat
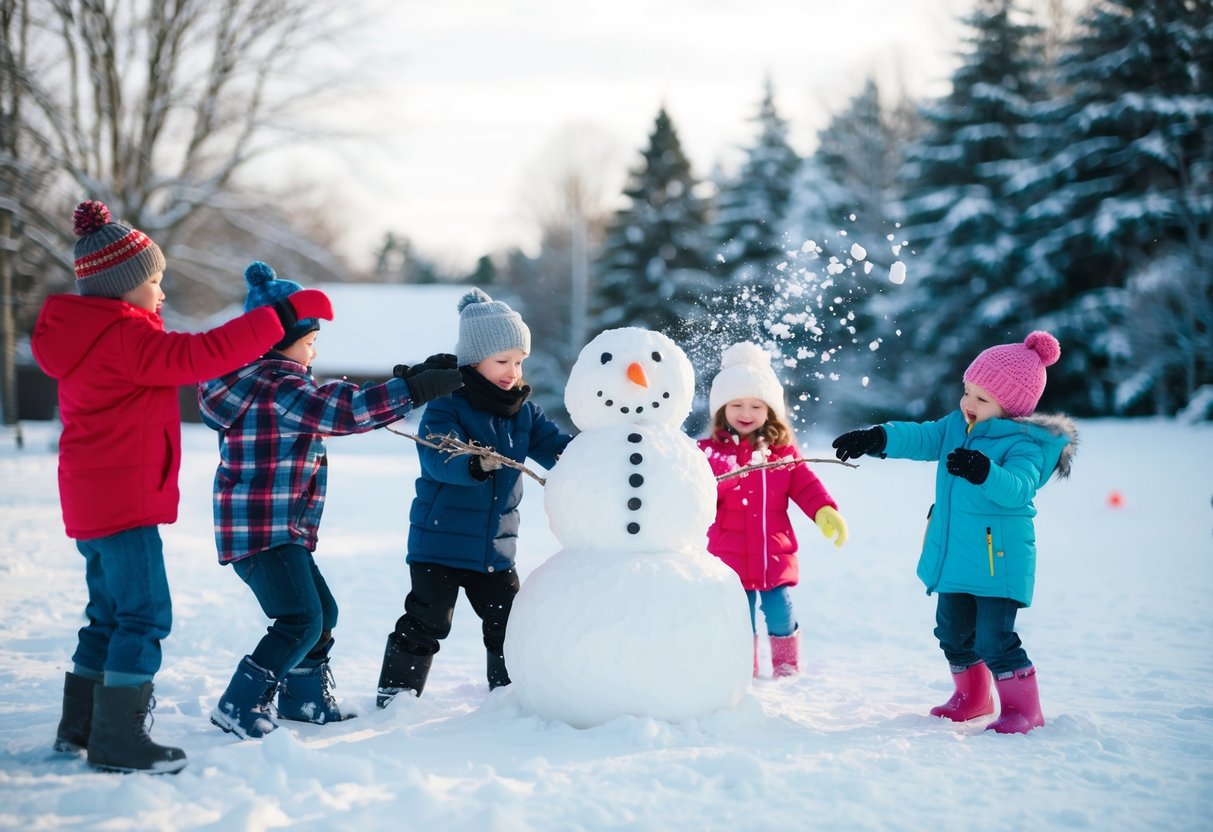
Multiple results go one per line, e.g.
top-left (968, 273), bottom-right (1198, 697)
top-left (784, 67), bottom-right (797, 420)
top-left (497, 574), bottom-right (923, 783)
top-left (32, 294), bottom-right (285, 540)
top-left (698, 431), bottom-right (838, 591)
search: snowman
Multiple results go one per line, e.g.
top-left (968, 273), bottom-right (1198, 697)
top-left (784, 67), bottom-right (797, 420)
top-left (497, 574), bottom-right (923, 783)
top-left (504, 328), bottom-right (752, 728)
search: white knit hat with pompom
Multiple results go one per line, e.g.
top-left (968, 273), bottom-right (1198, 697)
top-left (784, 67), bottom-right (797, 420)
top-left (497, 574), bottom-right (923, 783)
top-left (708, 342), bottom-right (786, 421)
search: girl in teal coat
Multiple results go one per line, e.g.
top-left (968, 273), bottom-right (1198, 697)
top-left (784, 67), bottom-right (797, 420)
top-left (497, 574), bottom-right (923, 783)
top-left (832, 331), bottom-right (1077, 734)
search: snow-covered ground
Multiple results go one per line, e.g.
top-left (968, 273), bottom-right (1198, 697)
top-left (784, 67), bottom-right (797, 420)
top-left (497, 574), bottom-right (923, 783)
top-left (1, 417), bottom-right (1210, 831)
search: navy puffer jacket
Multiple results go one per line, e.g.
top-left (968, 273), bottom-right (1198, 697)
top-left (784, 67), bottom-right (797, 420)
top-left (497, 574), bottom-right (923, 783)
top-left (407, 392), bottom-right (571, 573)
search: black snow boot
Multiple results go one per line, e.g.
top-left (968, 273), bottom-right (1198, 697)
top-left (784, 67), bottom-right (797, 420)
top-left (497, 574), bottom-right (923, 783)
top-left (54, 671), bottom-right (97, 753)
top-left (487, 650), bottom-right (511, 690)
top-left (376, 633), bottom-right (433, 707)
top-left (87, 682), bottom-right (187, 774)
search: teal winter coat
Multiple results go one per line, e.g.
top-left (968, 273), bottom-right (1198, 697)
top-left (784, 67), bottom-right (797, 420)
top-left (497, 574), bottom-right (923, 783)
top-left (882, 411), bottom-right (1077, 606)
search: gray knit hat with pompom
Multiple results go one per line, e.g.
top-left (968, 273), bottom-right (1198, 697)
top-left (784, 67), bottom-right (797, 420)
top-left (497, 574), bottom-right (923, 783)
top-left (454, 288), bottom-right (530, 366)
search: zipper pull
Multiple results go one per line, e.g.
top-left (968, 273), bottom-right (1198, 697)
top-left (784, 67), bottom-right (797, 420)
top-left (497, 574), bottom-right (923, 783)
top-left (986, 527), bottom-right (994, 576)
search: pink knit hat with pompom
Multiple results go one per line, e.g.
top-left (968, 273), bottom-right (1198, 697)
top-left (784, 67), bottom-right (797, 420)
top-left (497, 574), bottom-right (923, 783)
top-left (963, 331), bottom-right (1061, 417)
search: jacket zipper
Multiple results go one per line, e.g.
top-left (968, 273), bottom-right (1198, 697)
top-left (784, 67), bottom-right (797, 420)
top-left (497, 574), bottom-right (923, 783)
top-left (986, 526), bottom-right (994, 576)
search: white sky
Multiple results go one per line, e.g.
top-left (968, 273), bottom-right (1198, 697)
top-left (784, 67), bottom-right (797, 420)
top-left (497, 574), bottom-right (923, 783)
top-left (287, 1), bottom-right (986, 272)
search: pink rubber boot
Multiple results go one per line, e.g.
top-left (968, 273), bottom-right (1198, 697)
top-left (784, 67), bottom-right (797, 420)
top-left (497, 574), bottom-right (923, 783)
top-left (752, 635), bottom-right (760, 678)
top-left (930, 662), bottom-right (995, 721)
top-left (770, 631), bottom-right (800, 678)
top-left (986, 666), bottom-right (1045, 734)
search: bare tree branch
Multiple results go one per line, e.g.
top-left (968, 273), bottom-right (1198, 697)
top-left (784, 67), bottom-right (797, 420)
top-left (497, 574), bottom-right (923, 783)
top-left (385, 425), bottom-right (549, 486)
top-left (715, 456), bottom-right (858, 481)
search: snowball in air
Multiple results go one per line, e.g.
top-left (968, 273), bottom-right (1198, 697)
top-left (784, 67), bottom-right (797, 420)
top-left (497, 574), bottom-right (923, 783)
top-left (889, 262), bottom-right (907, 284)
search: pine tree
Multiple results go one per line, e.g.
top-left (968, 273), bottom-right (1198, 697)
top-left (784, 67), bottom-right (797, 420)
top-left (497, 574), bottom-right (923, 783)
top-left (1016, 0), bottom-right (1213, 415)
top-left (591, 106), bottom-right (712, 336)
top-left (780, 78), bottom-right (919, 425)
top-left (711, 78), bottom-right (802, 283)
top-left (889, 0), bottom-right (1049, 418)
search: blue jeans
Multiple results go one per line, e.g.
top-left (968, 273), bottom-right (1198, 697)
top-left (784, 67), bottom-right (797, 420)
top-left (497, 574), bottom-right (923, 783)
top-left (746, 587), bottom-right (797, 637)
top-left (73, 526), bottom-right (172, 677)
top-left (231, 544), bottom-right (338, 677)
top-left (934, 592), bottom-right (1030, 677)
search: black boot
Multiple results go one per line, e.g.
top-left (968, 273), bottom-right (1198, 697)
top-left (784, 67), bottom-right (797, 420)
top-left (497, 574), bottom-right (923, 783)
top-left (487, 650), bottom-right (511, 690)
top-left (87, 682), bottom-right (187, 774)
top-left (54, 671), bottom-right (97, 752)
top-left (376, 633), bottom-right (433, 707)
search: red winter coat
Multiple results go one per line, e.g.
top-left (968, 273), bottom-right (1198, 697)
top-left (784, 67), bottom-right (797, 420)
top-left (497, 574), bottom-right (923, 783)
top-left (32, 294), bottom-right (284, 540)
top-left (697, 432), bottom-right (838, 591)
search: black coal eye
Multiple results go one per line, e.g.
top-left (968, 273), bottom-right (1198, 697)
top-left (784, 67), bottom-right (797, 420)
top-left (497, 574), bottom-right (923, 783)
top-left (600, 352), bottom-right (613, 364)
top-left (651, 351), bottom-right (662, 362)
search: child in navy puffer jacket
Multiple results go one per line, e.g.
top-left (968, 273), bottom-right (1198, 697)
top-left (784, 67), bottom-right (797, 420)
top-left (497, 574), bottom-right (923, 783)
top-left (199, 262), bottom-right (462, 739)
top-left (375, 289), bottom-right (572, 705)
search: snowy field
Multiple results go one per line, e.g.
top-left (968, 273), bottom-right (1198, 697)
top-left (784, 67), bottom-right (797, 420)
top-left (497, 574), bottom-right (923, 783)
top-left (1, 417), bottom-right (1210, 831)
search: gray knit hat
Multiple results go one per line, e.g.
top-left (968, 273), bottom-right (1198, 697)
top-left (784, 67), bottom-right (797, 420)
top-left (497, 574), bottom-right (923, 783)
top-left (72, 201), bottom-right (166, 298)
top-left (454, 288), bottom-right (530, 366)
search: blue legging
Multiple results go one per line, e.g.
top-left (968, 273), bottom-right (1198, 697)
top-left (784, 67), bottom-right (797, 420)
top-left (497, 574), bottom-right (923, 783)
top-left (747, 587), bottom-right (796, 637)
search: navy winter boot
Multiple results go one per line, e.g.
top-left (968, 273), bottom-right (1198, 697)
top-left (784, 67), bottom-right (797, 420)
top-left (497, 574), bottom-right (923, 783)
top-left (211, 656), bottom-right (279, 739)
top-left (277, 659), bottom-right (355, 725)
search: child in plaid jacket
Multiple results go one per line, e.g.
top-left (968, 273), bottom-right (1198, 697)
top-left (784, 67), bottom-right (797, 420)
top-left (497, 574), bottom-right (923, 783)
top-left (198, 261), bottom-right (462, 739)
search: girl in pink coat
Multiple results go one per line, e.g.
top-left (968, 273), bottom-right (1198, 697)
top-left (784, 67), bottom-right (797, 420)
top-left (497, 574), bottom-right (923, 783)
top-left (697, 343), bottom-right (848, 677)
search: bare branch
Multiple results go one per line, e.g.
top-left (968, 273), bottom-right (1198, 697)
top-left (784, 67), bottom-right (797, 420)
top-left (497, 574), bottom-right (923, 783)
top-left (715, 456), bottom-right (857, 481)
top-left (385, 425), bottom-right (548, 486)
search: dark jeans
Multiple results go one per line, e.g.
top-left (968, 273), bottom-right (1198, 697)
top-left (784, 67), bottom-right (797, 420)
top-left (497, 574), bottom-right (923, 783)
top-left (392, 562), bottom-right (520, 656)
top-left (74, 525), bottom-right (172, 677)
top-left (934, 592), bottom-right (1030, 677)
top-left (231, 543), bottom-right (338, 677)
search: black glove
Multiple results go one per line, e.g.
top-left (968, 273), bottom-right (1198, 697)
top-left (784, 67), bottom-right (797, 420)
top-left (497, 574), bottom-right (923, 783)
top-left (394, 353), bottom-right (459, 379)
top-left (946, 448), bottom-right (991, 484)
top-left (832, 426), bottom-right (887, 462)
top-left (469, 454), bottom-right (502, 480)
top-left (405, 367), bottom-right (463, 405)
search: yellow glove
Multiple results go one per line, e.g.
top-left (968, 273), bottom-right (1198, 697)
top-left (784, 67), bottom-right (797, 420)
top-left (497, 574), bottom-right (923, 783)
top-left (814, 506), bottom-right (848, 548)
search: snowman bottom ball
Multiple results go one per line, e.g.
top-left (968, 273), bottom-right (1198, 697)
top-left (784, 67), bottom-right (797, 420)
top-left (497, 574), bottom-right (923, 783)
top-left (504, 546), bottom-right (752, 728)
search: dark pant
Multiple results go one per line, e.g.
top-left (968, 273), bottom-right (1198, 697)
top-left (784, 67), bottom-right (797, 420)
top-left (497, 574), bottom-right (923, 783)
top-left (392, 563), bottom-right (520, 656)
top-left (74, 525), bottom-right (172, 677)
top-left (933, 592), bottom-right (1030, 677)
top-left (231, 543), bottom-right (338, 677)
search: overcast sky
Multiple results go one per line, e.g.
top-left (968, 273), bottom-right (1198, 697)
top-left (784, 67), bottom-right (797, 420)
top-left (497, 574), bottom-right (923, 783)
top-left (288, 1), bottom-right (1005, 272)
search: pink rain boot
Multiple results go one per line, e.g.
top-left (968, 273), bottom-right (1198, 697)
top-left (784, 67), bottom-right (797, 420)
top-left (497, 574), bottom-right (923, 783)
top-left (770, 631), bottom-right (800, 678)
top-left (930, 662), bottom-right (995, 722)
top-left (752, 635), bottom-right (760, 678)
top-left (986, 666), bottom-right (1045, 734)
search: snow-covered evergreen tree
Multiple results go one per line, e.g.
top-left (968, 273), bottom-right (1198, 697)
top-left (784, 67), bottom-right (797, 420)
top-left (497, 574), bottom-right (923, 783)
top-left (710, 78), bottom-right (802, 283)
top-left (1015, 0), bottom-right (1213, 415)
top-left (890, 0), bottom-right (1049, 418)
top-left (591, 106), bottom-right (712, 337)
top-left (780, 78), bottom-right (919, 425)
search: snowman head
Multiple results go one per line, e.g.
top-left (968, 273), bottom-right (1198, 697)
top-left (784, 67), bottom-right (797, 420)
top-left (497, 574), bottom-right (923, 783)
top-left (566, 328), bottom-right (695, 431)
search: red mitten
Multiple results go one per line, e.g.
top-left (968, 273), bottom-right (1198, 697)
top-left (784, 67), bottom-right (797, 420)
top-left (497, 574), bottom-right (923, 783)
top-left (287, 288), bottom-right (335, 322)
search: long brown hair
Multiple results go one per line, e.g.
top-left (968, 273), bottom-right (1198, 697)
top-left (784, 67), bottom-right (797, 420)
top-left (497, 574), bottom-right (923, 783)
top-left (710, 405), bottom-right (793, 448)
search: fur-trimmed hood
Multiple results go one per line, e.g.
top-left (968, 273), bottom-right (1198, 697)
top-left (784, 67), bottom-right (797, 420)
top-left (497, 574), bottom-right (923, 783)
top-left (1015, 412), bottom-right (1079, 480)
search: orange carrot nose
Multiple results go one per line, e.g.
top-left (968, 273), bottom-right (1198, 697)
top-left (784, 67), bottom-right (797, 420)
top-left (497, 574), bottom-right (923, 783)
top-left (626, 362), bottom-right (648, 388)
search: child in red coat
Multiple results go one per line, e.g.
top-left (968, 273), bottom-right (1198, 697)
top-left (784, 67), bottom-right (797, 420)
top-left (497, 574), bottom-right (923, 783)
top-left (697, 343), bottom-right (848, 677)
top-left (31, 201), bottom-right (332, 773)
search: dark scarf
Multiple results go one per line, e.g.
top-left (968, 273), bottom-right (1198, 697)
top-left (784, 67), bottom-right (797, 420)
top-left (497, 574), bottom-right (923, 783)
top-left (456, 365), bottom-right (530, 417)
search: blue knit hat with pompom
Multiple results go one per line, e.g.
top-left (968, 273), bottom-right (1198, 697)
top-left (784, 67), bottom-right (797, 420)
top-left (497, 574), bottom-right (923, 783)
top-left (454, 287), bottom-right (530, 366)
top-left (243, 261), bottom-right (319, 349)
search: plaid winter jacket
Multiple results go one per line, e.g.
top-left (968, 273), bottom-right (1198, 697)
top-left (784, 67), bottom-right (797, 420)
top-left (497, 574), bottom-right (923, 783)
top-left (198, 359), bottom-right (416, 563)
